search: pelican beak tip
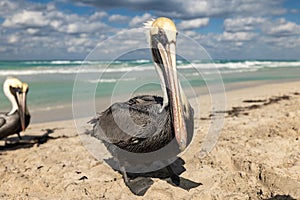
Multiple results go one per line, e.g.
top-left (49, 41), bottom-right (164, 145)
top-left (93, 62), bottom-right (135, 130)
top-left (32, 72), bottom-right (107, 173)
top-left (179, 140), bottom-right (187, 152)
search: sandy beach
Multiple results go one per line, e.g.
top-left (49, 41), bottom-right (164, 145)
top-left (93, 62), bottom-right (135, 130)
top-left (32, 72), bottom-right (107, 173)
top-left (0, 80), bottom-right (299, 199)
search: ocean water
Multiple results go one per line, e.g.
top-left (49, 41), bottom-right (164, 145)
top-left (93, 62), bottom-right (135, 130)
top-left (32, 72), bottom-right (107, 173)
top-left (0, 60), bottom-right (299, 117)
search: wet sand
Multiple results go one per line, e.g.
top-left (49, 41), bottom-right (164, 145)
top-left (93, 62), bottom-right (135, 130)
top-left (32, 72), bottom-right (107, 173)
top-left (0, 81), bottom-right (299, 199)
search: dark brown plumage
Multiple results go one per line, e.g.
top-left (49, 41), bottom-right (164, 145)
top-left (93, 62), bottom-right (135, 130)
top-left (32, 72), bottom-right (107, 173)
top-left (90, 95), bottom-right (193, 153)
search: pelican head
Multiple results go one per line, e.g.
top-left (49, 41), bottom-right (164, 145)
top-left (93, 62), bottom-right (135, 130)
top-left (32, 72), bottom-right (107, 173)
top-left (3, 77), bottom-right (23, 93)
top-left (3, 77), bottom-right (26, 131)
top-left (147, 17), bottom-right (188, 151)
top-left (4, 77), bottom-right (23, 112)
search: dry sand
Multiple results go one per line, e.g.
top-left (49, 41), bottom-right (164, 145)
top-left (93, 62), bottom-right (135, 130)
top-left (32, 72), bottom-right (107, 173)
top-left (0, 81), bottom-right (300, 199)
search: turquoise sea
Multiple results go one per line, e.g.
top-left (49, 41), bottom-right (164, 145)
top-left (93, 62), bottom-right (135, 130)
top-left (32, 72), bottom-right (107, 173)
top-left (0, 60), bottom-right (299, 122)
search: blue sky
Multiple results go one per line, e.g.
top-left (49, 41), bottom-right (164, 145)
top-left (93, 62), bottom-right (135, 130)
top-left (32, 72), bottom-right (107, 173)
top-left (0, 0), bottom-right (299, 60)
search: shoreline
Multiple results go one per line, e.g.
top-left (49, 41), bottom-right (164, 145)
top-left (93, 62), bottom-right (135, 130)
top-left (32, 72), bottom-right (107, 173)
top-left (30, 79), bottom-right (300, 124)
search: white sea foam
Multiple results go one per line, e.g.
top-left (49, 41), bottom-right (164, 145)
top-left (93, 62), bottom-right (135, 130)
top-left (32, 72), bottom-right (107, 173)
top-left (0, 60), bottom-right (299, 76)
top-left (87, 77), bottom-right (136, 83)
top-left (134, 59), bottom-right (151, 63)
top-left (0, 66), bottom-right (154, 76)
top-left (187, 68), bottom-right (259, 76)
top-left (187, 61), bottom-right (300, 70)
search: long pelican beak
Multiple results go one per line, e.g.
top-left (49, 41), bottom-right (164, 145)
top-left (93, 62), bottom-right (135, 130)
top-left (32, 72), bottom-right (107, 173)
top-left (149, 17), bottom-right (188, 151)
top-left (16, 90), bottom-right (26, 132)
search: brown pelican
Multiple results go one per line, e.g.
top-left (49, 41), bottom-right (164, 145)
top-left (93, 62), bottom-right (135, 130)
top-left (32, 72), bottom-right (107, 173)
top-left (90, 17), bottom-right (194, 183)
top-left (0, 77), bottom-right (27, 140)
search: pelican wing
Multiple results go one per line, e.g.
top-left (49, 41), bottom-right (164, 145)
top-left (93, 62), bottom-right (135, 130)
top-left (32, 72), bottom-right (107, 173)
top-left (0, 112), bottom-right (8, 128)
top-left (90, 95), bottom-right (170, 148)
top-left (0, 117), bottom-right (6, 128)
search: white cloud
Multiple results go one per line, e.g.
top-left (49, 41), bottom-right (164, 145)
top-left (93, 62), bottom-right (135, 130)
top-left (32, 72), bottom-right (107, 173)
top-left (108, 14), bottom-right (130, 23)
top-left (223, 17), bottom-right (266, 32)
top-left (87, 28), bottom-right (150, 60)
top-left (129, 13), bottom-right (152, 27)
top-left (66, 23), bottom-right (79, 34)
top-left (263, 18), bottom-right (300, 36)
top-left (183, 0), bottom-right (210, 15)
top-left (50, 20), bottom-right (63, 29)
top-left (0, 46), bottom-right (7, 53)
top-left (291, 9), bottom-right (299, 14)
top-left (0, 1), bottom-right (115, 59)
top-left (217, 32), bottom-right (257, 42)
top-left (0, 0), bottom-right (299, 60)
top-left (2, 5), bottom-right (110, 35)
top-left (26, 28), bottom-right (39, 35)
top-left (8, 34), bottom-right (19, 44)
top-left (260, 34), bottom-right (300, 50)
top-left (145, 0), bottom-right (286, 18)
top-left (69, 0), bottom-right (288, 20)
top-left (0, 0), bottom-right (20, 17)
top-left (183, 30), bottom-right (200, 37)
top-left (90, 11), bottom-right (107, 20)
top-left (233, 1), bottom-right (286, 16)
top-left (178, 18), bottom-right (209, 30)
top-left (62, 21), bottom-right (108, 34)
top-left (3, 11), bottom-right (49, 28)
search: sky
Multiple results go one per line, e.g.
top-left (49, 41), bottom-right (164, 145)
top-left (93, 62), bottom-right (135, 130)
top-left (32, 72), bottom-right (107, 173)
top-left (0, 0), bottom-right (299, 60)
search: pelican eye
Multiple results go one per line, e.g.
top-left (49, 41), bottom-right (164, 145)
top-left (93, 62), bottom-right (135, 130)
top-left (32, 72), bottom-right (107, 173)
top-left (153, 28), bottom-right (168, 48)
top-left (158, 28), bottom-right (164, 36)
top-left (9, 86), bottom-right (21, 94)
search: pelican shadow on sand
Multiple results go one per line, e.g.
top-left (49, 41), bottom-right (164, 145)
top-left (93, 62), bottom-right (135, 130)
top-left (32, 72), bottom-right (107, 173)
top-left (104, 156), bottom-right (201, 196)
top-left (0, 128), bottom-right (65, 151)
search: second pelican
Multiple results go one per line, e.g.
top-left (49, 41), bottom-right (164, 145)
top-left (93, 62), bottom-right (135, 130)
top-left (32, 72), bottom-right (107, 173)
top-left (0, 78), bottom-right (29, 141)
